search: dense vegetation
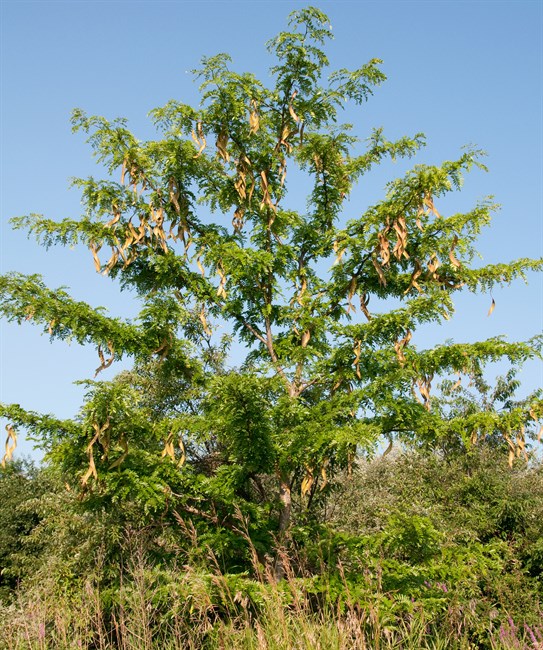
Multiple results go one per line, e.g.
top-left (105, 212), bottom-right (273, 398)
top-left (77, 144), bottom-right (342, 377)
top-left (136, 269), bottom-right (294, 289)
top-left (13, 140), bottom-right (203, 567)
top-left (0, 7), bottom-right (542, 648)
top-left (1, 448), bottom-right (543, 648)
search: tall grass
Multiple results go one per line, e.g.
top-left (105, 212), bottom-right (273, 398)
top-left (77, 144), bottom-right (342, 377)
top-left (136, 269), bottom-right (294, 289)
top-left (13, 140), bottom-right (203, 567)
top-left (2, 541), bottom-right (541, 650)
top-left (3, 453), bottom-right (543, 650)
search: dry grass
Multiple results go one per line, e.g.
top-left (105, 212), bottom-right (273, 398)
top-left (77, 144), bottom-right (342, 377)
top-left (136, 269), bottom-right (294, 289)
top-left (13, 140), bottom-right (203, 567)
top-left (0, 549), bottom-right (522, 650)
top-left (1, 522), bottom-right (541, 650)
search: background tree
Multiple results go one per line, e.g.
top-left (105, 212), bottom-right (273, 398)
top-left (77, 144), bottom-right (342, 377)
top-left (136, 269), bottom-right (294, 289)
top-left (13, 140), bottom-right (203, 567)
top-left (0, 7), bottom-right (541, 569)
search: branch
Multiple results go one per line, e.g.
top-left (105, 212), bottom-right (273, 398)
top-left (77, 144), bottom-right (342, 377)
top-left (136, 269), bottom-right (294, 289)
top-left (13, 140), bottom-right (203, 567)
top-left (0, 273), bottom-right (143, 356)
top-left (0, 403), bottom-right (82, 446)
top-left (173, 505), bottom-right (240, 532)
top-left (241, 319), bottom-right (267, 346)
top-left (264, 315), bottom-right (292, 392)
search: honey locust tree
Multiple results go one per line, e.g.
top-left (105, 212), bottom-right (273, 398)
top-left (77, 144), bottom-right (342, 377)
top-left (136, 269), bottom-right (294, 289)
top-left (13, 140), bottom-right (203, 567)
top-left (1, 7), bottom-right (542, 564)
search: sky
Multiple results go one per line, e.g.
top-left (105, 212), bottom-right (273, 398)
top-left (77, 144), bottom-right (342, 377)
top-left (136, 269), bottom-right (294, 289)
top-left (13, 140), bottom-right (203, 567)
top-left (1, 0), bottom-right (542, 460)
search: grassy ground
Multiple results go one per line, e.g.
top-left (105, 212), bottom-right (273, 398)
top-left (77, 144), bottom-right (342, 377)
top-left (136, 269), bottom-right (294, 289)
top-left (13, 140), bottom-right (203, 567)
top-left (2, 551), bottom-right (542, 650)
top-left (2, 451), bottom-right (543, 649)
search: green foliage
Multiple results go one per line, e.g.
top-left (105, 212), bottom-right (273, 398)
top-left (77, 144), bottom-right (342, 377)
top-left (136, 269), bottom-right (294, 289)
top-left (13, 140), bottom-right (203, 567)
top-left (0, 8), bottom-right (542, 634)
top-left (208, 373), bottom-right (275, 474)
top-left (0, 460), bottom-right (47, 600)
top-left (323, 447), bottom-right (543, 618)
top-left (2, 448), bottom-right (543, 648)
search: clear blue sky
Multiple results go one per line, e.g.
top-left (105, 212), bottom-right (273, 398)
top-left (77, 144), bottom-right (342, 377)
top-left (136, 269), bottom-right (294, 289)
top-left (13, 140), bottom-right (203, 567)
top-left (1, 0), bottom-right (542, 459)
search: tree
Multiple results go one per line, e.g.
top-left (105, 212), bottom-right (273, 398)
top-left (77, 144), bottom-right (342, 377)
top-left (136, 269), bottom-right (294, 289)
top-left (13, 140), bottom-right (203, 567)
top-left (0, 460), bottom-right (49, 600)
top-left (1, 7), bottom-right (541, 570)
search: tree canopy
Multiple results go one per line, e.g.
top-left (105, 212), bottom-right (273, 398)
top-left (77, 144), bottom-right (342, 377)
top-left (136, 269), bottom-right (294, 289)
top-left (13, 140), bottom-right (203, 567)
top-left (1, 6), bottom-right (541, 567)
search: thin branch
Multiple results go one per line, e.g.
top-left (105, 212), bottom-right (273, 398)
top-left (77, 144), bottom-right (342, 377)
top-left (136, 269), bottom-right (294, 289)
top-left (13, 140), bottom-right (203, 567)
top-left (264, 315), bottom-right (292, 392)
top-left (241, 319), bottom-right (267, 346)
top-left (298, 377), bottom-right (321, 395)
top-left (173, 506), bottom-right (241, 534)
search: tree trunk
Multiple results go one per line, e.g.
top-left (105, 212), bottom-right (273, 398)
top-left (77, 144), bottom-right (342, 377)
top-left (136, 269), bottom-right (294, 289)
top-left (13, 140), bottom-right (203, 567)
top-left (274, 475), bottom-right (292, 580)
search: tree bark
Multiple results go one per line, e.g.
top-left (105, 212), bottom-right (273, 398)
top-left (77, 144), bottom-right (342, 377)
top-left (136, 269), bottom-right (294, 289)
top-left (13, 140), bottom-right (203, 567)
top-left (274, 474), bottom-right (292, 580)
